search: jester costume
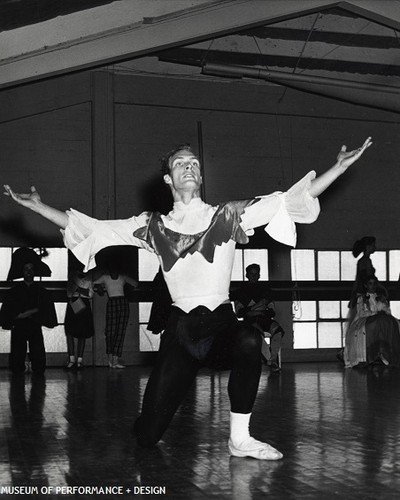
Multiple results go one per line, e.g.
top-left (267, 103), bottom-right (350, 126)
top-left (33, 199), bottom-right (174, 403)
top-left (62, 171), bottom-right (319, 446)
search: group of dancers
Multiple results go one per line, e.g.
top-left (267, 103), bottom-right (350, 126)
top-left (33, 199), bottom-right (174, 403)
top-left (3, 136), bottom-right (372, 460)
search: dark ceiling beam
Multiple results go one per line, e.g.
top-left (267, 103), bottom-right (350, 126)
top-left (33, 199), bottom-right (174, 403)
top-left (202, 62), bottom-right (400, 114)
top-left (159, 47), bottom-right (400, 77)
top-left (242, 26), bottom-right (400, 49)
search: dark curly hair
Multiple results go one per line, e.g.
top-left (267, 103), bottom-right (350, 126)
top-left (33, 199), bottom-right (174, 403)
top-left (160, 143), bottom-right (194, 175)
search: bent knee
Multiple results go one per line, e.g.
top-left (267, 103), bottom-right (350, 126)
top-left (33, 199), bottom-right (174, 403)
top-left (235, 325), bottom-right (263, 351)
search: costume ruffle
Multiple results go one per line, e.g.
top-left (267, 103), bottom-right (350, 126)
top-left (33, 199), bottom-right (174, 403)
top-left (265, 171), bottom-right (320, 247)
top-left (62, 209), bottom-right (152, 271)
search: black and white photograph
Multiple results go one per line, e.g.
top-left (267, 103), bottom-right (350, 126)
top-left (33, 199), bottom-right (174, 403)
top-left (0, 1), bottom-right (399, 498)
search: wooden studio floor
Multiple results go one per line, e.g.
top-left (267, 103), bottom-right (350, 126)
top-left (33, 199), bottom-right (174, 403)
top-left (0, 362), bottom-right (399, 499)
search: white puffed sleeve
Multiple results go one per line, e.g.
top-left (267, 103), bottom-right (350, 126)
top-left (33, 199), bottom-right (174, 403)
top-left (61, 209), bottom-right (153, 271)
top-left (239, 171), bottom-right (320, 247)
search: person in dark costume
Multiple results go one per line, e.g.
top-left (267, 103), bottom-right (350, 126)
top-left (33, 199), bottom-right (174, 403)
top-left (4, 136), bottom-right (372, 459)
top-left (64, 270), bottom-right (95, 370)
top-left (233, 263), bottom-right (285, 373)
top-left (0, 248), bottom-right (57, 375)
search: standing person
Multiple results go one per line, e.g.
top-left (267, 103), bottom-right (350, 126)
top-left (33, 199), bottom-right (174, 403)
top-left (0, 248), bottom-right (57, 375)
top-left (349, 236), bottom-right (376, 308)
top-left (93, 265), bottom-right (138, 368)
top-left (233, 263), bottom-right (284, 373)
top-left (4, 136), bottom-right (372, 459)
top-left (65, 270), bottom-right (95, 370)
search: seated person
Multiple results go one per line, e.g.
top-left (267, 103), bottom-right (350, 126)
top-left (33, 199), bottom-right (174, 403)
top-left (232, 263), bottom-right (284, 372)
top-left (344, 275), bottom-right (400, 368)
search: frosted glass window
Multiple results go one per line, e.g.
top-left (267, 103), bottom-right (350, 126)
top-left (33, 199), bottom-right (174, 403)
top-left (318, 322), bottom-right (342, 348)
top-left (341, 251), bottom-right (357, 281)
top-left (291, 250), bottom-right (315, 280)
top-left (341, 301), bottom-right (350, 318)
top-left (55, 302), bottom-right (67, 324)
top-left (138, 249), bottom-right (160, 281)
top-left (390, 301), bottom-right (400, 319)
top-left (293, 301), bottom-right (316, 321)
top-left (293, 322), bottom-right (317, 348)
top-left (139, 303), bottom-right (152, 323)
top-left (371, 252), bottom-right (386, 281)
top-left (0, 330), bottom-right (10, 353)
top-left (139, 325), bottom-right (161, 352)
top-left (389, 251), bottom-right (400, 281)
top-left (0, 248), bottom-right (12, 280)
top-left (319, 301), bottom-right (340, 319)
top-left (41, 248), bottom-right (68, 281)
top-left (243, 250), bottom-right (268, 280)
top-left (43, 325), bottom-right (67, 352)
top-left (318, 252), bottom-right (339, 280)
top-left (231, 250), bottom-right (243, 281)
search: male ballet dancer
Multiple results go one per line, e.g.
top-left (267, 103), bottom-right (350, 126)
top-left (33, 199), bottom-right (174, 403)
top-left (4, 136), bottom-right (372, 459)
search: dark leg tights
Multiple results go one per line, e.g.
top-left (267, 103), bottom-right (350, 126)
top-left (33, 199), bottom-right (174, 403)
top-left (66, 335), bottom-right (75, 357)
top-left (228, 324), bottom-right (262, 414)
top-left (134, 338), bottom-right (201, 447)
top-left (134, 320), bottom-right (262, 447)
top-left (77, 338), bottom-right (86, 358)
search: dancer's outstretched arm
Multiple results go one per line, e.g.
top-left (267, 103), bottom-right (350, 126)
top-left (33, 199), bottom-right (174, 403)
top-left (309, 137), bottom-right (372, 198)
top-left (3, 185), bottom-right (68, 229)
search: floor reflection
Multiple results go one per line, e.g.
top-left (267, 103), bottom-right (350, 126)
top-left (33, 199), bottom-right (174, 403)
top-left (0, 363), bottom-right (399, 498)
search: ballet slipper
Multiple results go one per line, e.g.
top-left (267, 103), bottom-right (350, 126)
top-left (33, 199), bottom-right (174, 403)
top-left (228, 437), bottom-right (283, 460)
top-left (111, 356), bottom-right (125, 369)
top-left (111, 363), bottom-right (126, 369)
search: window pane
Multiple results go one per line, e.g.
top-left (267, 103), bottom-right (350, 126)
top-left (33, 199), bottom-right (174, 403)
top-left (371, 252), bottom-right (386, 281)
top-left (243, 250), bottom-right (268, 280)
top-left (341, 301), bottom-right (350, 319)
top-left (139, 325), bottom-right (161, 352)
top-left (139, 303), bottom-right (152, 323)
top-left (341, 251), bottom-right (357, 281)
top-left (390, 301), bottom-right (400, 318)
top-left (318, 252), bottom-right (339, 280)
top-left (41, 248), bottom-right (68, 281)
top-left (0, 330), bottom-right (10, 353)
top-left (231, 250), bottom-right (243, 280)
top-left (319, 301), bottom-right (340, 319)
top-left (291, 250), bottom-right (315, 280)
top-left (293, 322), bottom-right (317, 348)
top-left (389, 251), bottom-right (400, 281)
top-left (43, 303), bottom-right (67, 353)
top-left (0, 248), bottom-right (12, 280)
top-left (293, 301), bottom-right (316, 320)
top-left (43, 325), bottom-right (68, 352)
top-left (318, 322), bottom-right (342, 348)
top-left (138, 249), bottom-right (160, 281)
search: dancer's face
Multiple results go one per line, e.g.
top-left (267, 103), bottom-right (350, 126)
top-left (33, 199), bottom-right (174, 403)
top-left (22, 263), bottom-right (35, 283)
top-left (163, 150), bottom-right (202, 192)
top-left (246, 268), bottom-right (260, 283)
